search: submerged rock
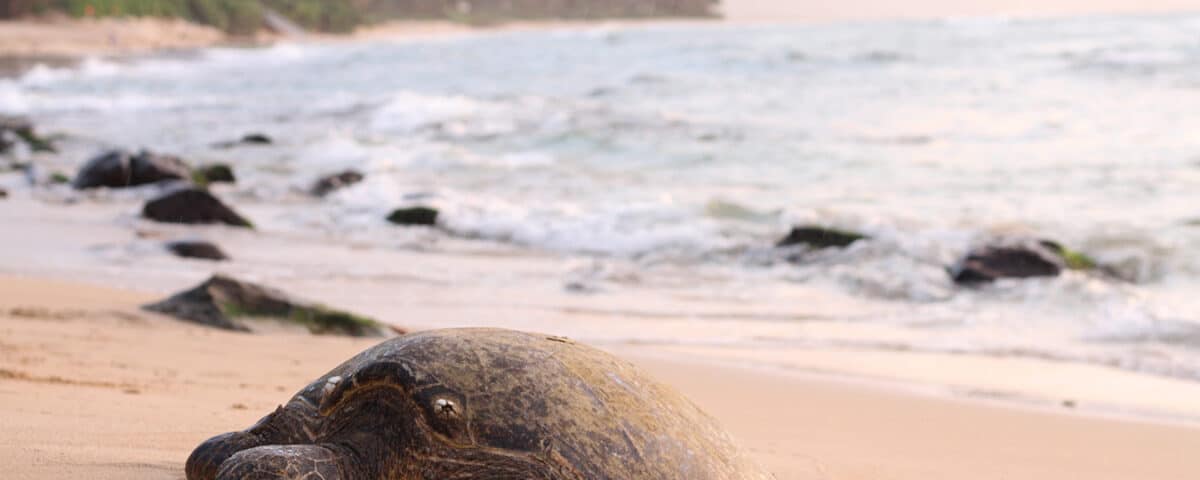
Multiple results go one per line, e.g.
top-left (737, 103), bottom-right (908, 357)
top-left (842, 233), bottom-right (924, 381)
top-left (311, 170), bottom-right (364, 197)
top-left (166, 241), bottom-right (229, 261)
top-left (0, 116), bottom-right (55, 154)
top-left (194, 164), bottom-right (236, 185)
top-left (951, 238), bottom-right (1092, 285)
top-left (0, 188), bottom-right (6, 199)
top-left (73, 149), bottom-right (192, 189)
top-left (240, 133), bottom-right (272, 144)
top-left (143, 275), bottom-right (391, 337)
top-left (776, 226), bottom-right (868, 249)
top-left (387, 206), bottom-right (439, 227)
top-left (213, 133), bottom-right (273, 149)
top-left (142, 188), bottom-right (253, 228)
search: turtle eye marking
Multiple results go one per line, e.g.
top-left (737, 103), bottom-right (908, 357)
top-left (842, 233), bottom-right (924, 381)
top-left (433, 398), bottom-right (459, 418)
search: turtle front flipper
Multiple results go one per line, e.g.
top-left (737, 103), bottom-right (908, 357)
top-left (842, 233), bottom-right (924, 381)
top-left (215, 444), bottom-right (348, 480)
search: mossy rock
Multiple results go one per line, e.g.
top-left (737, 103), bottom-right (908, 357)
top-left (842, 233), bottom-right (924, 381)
top-left (951, 237), bottom-right (1101, 285)
top-left (145, 274), bottom-right (391, 337)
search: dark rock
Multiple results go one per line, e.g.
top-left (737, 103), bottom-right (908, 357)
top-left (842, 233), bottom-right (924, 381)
top-left (311, 170), bottom-right (364, 197)
top-left (951, 239), bottom-right (1067, 285)
top-left (241, 133), bottom-right (272, 144)
top-left (0, 188), bottom-right (7, 199)
top-left (143, 275), bottom-right (390, 337)
top-left (777, 226), bottom-right (868, 249)
top-left (142, 188), bottom-right (253, 228)
top-left (166, 241), bottom-right (229, 261)
top-left (0, 115), bottom-right (55, 153)
top-left (194, 164), bottom-right (236, 185)
top-left (213, 133), bottom-right (273, 149)
top-left (73, 149), bottom-right (192, 189)
top-left (387, 206), bottom-right (439, 227)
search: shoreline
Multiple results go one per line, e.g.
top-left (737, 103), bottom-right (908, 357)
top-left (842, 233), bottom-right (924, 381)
top-left (3, 274), bottom-right (1200, 479)
top-left (1, 196), bottom-right (1199, 427)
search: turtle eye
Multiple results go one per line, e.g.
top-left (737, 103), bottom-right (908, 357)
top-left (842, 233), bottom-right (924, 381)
top-left (415, 388), bottom-right (469, 442)
top-left (433, 398), bottom-right (459, 419)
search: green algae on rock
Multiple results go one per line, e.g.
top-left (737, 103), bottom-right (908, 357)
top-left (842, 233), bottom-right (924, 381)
top-left (144, 274), bottom-right (391, 337)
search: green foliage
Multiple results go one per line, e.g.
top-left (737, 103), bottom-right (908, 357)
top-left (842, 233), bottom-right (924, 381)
top-left (61, 0), bottom-right (189, 17)
top-left (262, 0), bottom-right (361, 33)
top-left (8, 1), bottom-right (720, 33)
top-left (187, 0), bottom-right (262, 35)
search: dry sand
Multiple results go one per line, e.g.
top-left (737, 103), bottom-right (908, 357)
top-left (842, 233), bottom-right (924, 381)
top-left (2, 275), bottom-right (1199, 479)
top-left (0, 16), bottom-right (227, 59)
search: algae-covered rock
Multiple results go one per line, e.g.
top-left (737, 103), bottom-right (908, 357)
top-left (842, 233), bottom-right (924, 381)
top-left (144, 275), bottom-right (391, 337)
top-left (950, 238), bottom-right (1100, 285)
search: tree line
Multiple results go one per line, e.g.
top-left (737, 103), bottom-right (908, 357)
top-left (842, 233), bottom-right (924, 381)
top-left (0, 0), bottom-right (719, 33)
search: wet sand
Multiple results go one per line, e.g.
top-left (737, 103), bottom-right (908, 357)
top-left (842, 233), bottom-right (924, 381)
top-left (2, 275), bottom-right (1200, 480)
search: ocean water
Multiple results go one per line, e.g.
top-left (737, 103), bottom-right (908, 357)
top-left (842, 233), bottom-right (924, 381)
top-left (4, 15), bottom-right (1200, 390)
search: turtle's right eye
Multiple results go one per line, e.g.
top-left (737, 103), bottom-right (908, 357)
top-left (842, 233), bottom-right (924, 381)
top-left (415, 387), bottom-right (470, 443)
top-left (433, 398), bottom-right (459, 418)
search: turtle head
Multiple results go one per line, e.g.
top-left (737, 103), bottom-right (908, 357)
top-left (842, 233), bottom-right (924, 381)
top-left (189, 333), bottom-right (572, 479)
top-left (317, 359), bottom-right (475, 448)
top-left (309, 358), bottom-right (563, 479)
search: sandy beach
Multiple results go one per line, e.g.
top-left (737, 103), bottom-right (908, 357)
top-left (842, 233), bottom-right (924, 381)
top-left (5, 4), bottom-right (1200, 479)
top-left (0, 16), bottom-right (228, 59)
top-left (3, 275), bottom-right (1200, 479)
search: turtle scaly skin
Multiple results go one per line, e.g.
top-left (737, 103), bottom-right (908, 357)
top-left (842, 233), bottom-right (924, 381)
top-left (187, 328), bottom-right (774, 480)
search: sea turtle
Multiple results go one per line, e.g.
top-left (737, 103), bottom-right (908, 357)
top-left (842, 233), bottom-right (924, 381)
top-left (187, 328), bottom-right (774, 480)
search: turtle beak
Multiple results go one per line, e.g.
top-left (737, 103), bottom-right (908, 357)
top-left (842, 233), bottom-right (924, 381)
top-left (186, 431), bottom-right (264, 480)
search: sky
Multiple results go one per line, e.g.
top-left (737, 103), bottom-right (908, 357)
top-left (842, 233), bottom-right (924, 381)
top-left (722, 0), bottom-right (1200, 22)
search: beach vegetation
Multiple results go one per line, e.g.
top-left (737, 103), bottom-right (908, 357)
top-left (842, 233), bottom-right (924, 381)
top-left (2, 0), bottom-right (720, 34)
